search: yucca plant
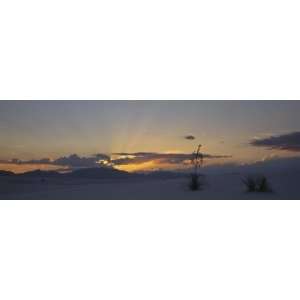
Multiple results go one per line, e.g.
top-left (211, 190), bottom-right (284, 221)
top-left (189, 144), bottom-right (204, 191)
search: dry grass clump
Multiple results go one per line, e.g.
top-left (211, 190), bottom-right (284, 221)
top-left (242, 175), bottom-right (272, 193)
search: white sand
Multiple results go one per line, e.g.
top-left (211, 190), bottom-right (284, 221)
top-left (1, 171), bottom-right (299, 199)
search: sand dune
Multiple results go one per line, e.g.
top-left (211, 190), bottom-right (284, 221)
top-left (1, 171), bottom-right (299, 200)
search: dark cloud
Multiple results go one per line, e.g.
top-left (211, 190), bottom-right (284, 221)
top-left (112, 152), bottom-right (231, 166)
top-left (250, 132), bottom-right (300, 151)
top-left (7, 158), bottom-right (52, 164)
top-left (184, 135), bottom-right (196, 140)
top-left (25, 158), bottom-right (51, 164)
top-left (200, 156), bottom-right (300, 175)
top-left (1, 151), bottom-right (231, 170)
top-left (53, 154), bottom-right (110, 168)
top-left (2, 154), bottom-right (111, 168)
top-left (94, 153), bottom-right (110, 160)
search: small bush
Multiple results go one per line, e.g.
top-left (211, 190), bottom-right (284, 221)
top-left (242, 175), bottom-right (272, 193)
top-left (257, 176), bottom-right (272, 192)
top-left (242, 176), bottom-right (256, 192)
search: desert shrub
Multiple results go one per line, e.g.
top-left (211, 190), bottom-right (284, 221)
top-left (188, 144), bottom-right (205, 191)
top-left (242, 175), bottom-right (272, 193)
top-left (256, 176), bottom-right (272, 192)
top-left (242, 176), bottom-right (256, 192)
top-left (189, 174), bottom-right (205, 191)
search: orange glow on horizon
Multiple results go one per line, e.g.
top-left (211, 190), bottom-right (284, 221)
top-left (114, 160), bottom-right (159, 172)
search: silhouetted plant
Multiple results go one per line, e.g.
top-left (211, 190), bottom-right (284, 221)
top-left (242, 176), bottom-right (256, 192)
top-left (242, 175), bottom-right (272, 193)
top-left (257, 176), bottom-right (272, 192)
top-left (188, 144), bottom-right (205, 191)
top-left (189, 173), bottom-right (205, 190)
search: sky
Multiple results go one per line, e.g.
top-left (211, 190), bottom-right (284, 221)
top-left (1, 100), bottom-right (300, 173)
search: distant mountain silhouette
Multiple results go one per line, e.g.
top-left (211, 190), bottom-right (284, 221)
top-left (0, 168), bottom-right (184, 180)
top-left (0, 167), bottom-right (135, 179)
top-left (0, 170), bottom-right (15, 176)
top-left (19, 170), bottom-right (62, 177)
top-left (67, 167), bottom-right (133, 179)
top-left (0, 167), bottom-right (185, 180)
top-left (143, 170), bottom-right (186, 179)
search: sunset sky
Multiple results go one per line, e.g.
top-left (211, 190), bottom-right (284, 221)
top-left (1, 100), bottom-right (300, 173)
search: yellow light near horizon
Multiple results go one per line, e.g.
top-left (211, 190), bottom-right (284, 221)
top-left (115, 160), bottom-right (159, 172)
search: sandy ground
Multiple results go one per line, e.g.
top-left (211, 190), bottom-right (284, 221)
top-left (0, 172), bottom-right (299, 199)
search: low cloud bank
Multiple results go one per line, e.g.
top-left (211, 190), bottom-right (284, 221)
top-left (6, 153), bottom-right (110, 169)
top-left (112, 152), bottom-right (231, 166)
top-left (199, 155), bottom-right (300, 175)
top-left (111, 152), bottom-right (231, 166)
top-left (0, 151), bottom-right (231, 172)
top-left (54, 153), bottom-right (110, 168)
top-left (250, 131), bottom-right (300, 151)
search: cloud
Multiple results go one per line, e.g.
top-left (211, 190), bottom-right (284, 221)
top-left (24, 158), bottom-right (52, 164)
top-left (250, 131), bottom-right (300, 151)
top-left (184, 135), bottom-right (196, 140)
top-left (2, 153), bottom-right (111, 169)
top-left (1, 151), bottom-right (231, 172)
top-left (112, 152), bottom-right (231, 166)
top-left (53, 154), bottom-right (110, 168)
top-left (7, 158), bottom-right (51, 164)
top-left (202, 155), bottom-right (300, 175)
